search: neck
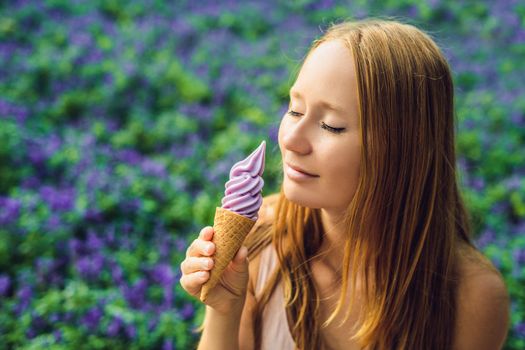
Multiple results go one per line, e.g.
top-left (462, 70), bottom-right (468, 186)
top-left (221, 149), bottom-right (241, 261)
top-left (317, 208), bottom-right (347, 272)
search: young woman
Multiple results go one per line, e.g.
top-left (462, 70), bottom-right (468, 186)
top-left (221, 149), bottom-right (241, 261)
top-left (180, 19), bottom-right (510, 349)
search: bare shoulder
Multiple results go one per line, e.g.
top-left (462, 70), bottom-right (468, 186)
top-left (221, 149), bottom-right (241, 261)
top-left (259, 193), bottom-right (279, 221)
top-left (453, 246), bottom-right (510, 350)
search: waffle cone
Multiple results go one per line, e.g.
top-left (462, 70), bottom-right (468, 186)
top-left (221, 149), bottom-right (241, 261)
top-left (200, 207), bottom-right (256, 302)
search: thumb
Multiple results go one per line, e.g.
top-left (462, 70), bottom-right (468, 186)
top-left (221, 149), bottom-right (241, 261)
top-left (224, 246), bottom-right (250, 296)
top-left (231, 246), bottom-right (249, 273)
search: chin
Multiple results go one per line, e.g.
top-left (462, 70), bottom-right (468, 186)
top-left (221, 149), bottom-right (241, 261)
top-left (282, 181), bottom-right (322, 209)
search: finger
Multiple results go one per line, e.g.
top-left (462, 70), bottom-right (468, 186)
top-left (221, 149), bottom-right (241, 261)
top-left (180, 256), bottom-right (214, 275)
top-left (199, 226), bottom-right (214, 241)
top-left (186, 227), bottom-right (214, 258)
top-left (180, 271), bottom-right (210, 297)
top-left (186, 238), bottom-right (215, 258)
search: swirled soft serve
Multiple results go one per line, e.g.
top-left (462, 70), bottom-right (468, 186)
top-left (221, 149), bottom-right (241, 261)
top-left (221, 140), bottom-right (265, 220)
top-left (200, 140), bottom-right (266, 302)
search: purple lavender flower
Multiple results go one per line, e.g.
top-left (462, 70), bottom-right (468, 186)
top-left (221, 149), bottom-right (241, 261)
top-left (30, 312), bottom-right (46, 333)
top-left (76, 254), bottom-right (104, 280)
top-left (39, 186), bottom-right (75, 212)
top-left (174, 237), bottom-right (187, 253)
top-left (169, 176), bottom-right (188, 192)
top-left (54, 330), bottom-right (62, 342)
top-left (471, 177), bottom-right (485, 191)
top-left (179, 303), bottom-right (195, 320)
top-left (46, 214), bottom-right (62, 231)
top-left (68, 238), bottom-right (84, 256)
top-left (76, 257), bottom-right (93, 279)
top-left (121, 199), bottom-right (142, 215)
top-left (0, 275), bottom-right (11, 296)
top-left (475, 229), bottom-right (496, 250)
top-left (126, 324), bottom-right (137, 339)
top-left (49, 313), bottom-right (59, 323)
top-left (492, 202), bottom-right (508, 215)
top-left (505, 176), bottom-right (522, 191)
top-left (162, 339), bottom-right (173, 350)
top-left (0, 197), bottom-right (21, 225)
top-left (179, 103), bottom-right (214, 123)
top-left (151, 264), bottom-right (175, 287)
top-left (107, 316), bottom-right (123, 337)
top-left (63, 311), bottom-right (74, 323)
top-left (141, 159), bottom-right (167, 177)
top-left (70, 32), bottom-right (92, 47)
top-left (36, 258), bottom-right (54, 281)
top-left (104, 226), bottom-right (116, 246)
top-left (510, 111), bottom-right (524, 126)
top-left (27, 135), bottom-right (60, 167)
top-left (26, 328), bottom-right (36, 339)
top-left (306, 0), bottom-right (335, 11)
top-left (84, 209), bottom-right (102, 221)
top-left (171, 143), bottom-right (194, 159)
top-left (163, 285), bottom-right (173, 308)
top-left (513, 28), bottom-right (525, 45)
top-left (86, 171), bottom-right (103, 189)
top-left (513, 248), bottom-right (525, 266)
top-left (0, 98), bottom-right (29, 122)
top-left (15, 286), bottom-right (33, 314)
top-left (148, 318), bottom-right (157, 332)
top-left (516, 321), bottom-right (525, 338)
top-left (121, 221), bottom-right (133, 234)
top-left (0, 98), bottom-right (10, 116)
top-left (14, 106), bottom-right (28, 123)
top-left (122, 278), bottom-right (147, 309)
top-left (82, 306), bottom-right (103, 331)
top-left (21, 176), bottom-right (40, 189)
top-left (86, 230), bottom-right (104, 252)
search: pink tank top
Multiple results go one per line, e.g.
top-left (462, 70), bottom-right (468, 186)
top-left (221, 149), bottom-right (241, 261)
top-left (255, 244), bottom-right (296, 350)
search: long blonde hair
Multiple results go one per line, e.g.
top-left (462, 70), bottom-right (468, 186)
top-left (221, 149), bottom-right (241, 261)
top-left (246, 19), bottom-right (484, 349)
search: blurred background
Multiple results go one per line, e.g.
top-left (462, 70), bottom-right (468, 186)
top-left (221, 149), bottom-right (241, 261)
top-left (0, 0), bottom-right (524, 349)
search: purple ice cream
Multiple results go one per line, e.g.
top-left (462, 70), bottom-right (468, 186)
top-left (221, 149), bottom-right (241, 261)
top-left (221, 141), bottom-right (265, 220)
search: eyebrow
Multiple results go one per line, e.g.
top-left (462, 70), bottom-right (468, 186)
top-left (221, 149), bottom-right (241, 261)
top-left (289, 88), bottom-right (347, 114)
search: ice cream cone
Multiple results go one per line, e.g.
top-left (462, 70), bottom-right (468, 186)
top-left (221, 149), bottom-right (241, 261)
top-left (200, 207), bottom-right (256, 302)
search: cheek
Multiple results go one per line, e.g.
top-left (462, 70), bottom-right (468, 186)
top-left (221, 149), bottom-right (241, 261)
top-left (325, 144), bottom-right (361, 181)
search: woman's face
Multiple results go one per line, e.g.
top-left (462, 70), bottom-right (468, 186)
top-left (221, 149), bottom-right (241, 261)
top-left (278, 40), bottom-right (361, 213)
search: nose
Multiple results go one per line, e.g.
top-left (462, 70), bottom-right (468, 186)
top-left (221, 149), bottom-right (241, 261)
top-left (280, 115), bottom-right (313, 155)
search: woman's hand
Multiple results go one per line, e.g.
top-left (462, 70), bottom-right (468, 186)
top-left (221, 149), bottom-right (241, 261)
top-left (179, 226), bottom-right (250, 314)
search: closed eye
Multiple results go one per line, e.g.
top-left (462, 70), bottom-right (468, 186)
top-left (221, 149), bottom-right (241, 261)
top-left (287, 110), bottom-right (346, 134)
top-left (320, 122), bottom-right (345, 134)
top-left (287, 110), bottom-right (302, 117)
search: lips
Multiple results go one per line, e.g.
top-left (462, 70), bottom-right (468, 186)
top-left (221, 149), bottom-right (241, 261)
top-left (286, 162), bottom-right (319, 177)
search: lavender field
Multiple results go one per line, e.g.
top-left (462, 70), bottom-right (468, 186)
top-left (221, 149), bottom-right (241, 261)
top-left (0, 0), bottom-right (524, 348)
